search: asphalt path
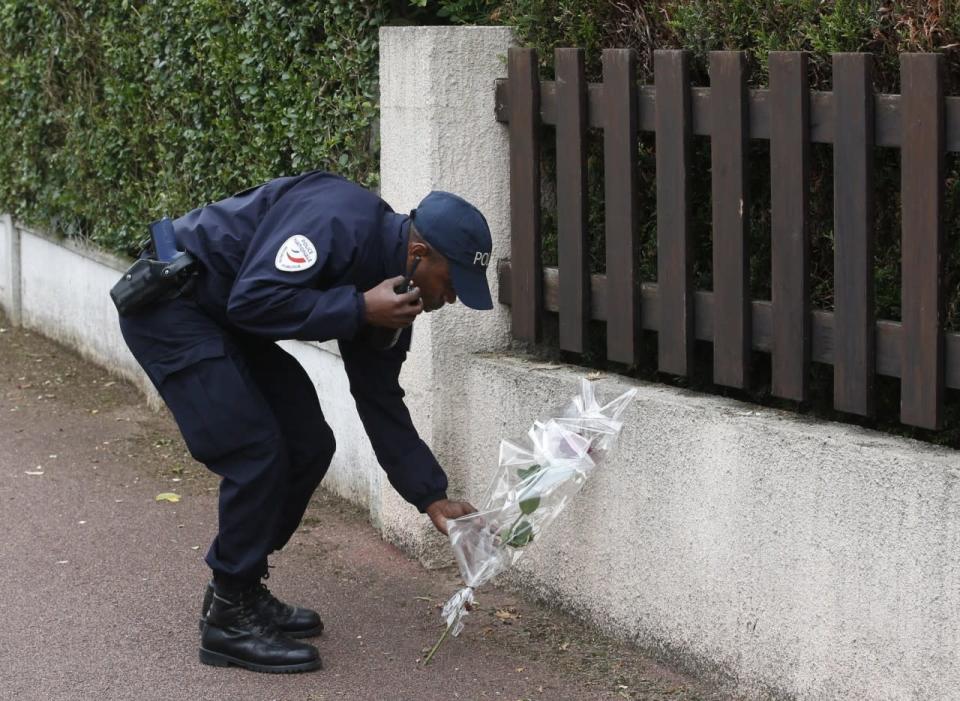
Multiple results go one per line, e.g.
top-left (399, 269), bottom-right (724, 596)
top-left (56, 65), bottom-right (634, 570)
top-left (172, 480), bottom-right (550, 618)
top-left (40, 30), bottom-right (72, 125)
top-left (0, 320), bottom-right (727, 701)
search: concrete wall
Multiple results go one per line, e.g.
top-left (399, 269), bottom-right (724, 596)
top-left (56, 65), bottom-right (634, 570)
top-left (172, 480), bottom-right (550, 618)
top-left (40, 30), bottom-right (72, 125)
top-left (2, 24), bottom-right (959, 700)
top-left (2, 219), bottom-right (382, 519)
top-left (461, 356), bottom-right (960, 699)
top-left (0, 214), bottom-right (20, 325)
top-left (12, 227), bottom-right (158, 404)
top-left (378, 25), bottom-right (517, 562)
top-left (376, 26), bottom-right (960, 699)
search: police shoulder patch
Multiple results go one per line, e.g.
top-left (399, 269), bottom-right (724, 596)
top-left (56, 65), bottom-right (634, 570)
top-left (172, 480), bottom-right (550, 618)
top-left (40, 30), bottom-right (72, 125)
top-left (275, 235), bottom-right (317, 272)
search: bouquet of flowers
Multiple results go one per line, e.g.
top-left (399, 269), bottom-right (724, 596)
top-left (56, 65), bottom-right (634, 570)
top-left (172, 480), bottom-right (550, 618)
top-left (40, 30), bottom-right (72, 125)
top-left (423, 378), bottom-right (637, 663)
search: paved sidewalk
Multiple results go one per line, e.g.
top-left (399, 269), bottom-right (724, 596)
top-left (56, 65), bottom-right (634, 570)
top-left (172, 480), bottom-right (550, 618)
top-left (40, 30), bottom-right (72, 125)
top-left (0, 319), bottom-right (728, 701)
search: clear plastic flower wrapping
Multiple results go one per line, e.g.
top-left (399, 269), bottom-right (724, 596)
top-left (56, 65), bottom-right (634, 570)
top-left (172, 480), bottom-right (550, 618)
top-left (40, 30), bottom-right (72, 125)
top-left (441, 378), bottom-right (638, 637)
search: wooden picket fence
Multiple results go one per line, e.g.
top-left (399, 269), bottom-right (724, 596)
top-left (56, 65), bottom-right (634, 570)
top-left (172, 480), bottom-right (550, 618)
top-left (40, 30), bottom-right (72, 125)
top-left (495, 47), bottom-right (960, 431)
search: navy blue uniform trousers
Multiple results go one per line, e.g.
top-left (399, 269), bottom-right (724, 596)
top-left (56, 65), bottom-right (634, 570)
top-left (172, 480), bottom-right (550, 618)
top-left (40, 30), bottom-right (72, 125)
top-left (119, 291), bottom-right (335, 584)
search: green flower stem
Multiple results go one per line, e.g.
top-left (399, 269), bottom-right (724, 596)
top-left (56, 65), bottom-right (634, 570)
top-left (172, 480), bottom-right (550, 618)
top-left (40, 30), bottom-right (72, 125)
top-left (422, 619), bottom-right (455, 666)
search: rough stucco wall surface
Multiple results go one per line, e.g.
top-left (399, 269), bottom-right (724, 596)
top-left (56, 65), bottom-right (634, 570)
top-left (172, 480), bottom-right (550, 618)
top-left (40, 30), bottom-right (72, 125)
top-left (19, 230), bottom-right (158, 405)
top-left (0, 215), bottom-right (17, 322)
top-left (460, 355), bottom-right (960, 699)
top-left (379, 26), bottom-right (516, 562)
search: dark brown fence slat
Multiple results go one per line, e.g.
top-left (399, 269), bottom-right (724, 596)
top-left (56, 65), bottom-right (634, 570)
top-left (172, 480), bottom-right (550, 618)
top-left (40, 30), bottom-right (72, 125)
top-left (498, 260), bottom-right (960, 390)
top-left (508, 48), bottom-right (542, 342)
top-left (497, 77), bottom-right (960, 152)
top-left (602, 49), bottom-right (641, 364)
top-left (710, 51), bottom-right (751, 388)
top-left (809, 91), bottom-right (832, 143)
top-left (769, 51), bottom-right (811, 401)
top-left (555, 48), bottom-right (590, 353)
top-left (832, 53), bottom-right (875, 417)
top-left (654, 50), bottom-right (694, 376)
top-left (691, 88), bottom-right (710, 135)
top-left (900, 53), bottom-right (945, 429)
top-left (947, 97), bottom-right (960, 151)
top-left (948, 334), bottom-right (960, 388)
top-left (494, 49), bottom-right (960, 430)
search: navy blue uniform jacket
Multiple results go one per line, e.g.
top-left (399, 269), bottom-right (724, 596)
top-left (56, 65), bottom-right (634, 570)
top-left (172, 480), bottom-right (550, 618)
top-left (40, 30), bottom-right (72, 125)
top-left (172, 170), bottom-right (447, 512)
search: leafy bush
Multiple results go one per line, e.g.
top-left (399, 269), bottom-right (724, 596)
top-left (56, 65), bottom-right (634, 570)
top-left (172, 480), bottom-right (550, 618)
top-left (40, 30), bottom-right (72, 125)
top-left (0, 1), bottom-right (388, 255)
top-left (2, 1), bottom-right (958, 439)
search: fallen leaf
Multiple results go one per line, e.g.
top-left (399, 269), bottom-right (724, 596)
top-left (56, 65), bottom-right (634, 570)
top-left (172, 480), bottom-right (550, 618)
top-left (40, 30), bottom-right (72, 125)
top-left (494, 609), bottom-right (519, 621)
top-left (191, 545), bottom-right (200, 550)
top-left (155, 492), bottom-right (181, 503)
top-left (559, 641), bottom-right (570, 651)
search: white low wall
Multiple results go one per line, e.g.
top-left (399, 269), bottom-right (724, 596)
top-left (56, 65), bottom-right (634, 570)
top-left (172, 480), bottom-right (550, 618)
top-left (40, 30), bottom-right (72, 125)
top-left (0, 214), bottom-right (20, 325)
top-left (2, 24), bottom-right (959, 700)
top-left (461, 356), bottom-right (960, 699)
top-left (7, 227), bottom-right (157, 404)
top-left (0, 223), bottom-right (384, 518)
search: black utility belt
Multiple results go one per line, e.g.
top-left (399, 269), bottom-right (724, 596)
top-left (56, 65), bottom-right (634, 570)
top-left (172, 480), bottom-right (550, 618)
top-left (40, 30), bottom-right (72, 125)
top-left (110, 252), bottom-right (198, 317)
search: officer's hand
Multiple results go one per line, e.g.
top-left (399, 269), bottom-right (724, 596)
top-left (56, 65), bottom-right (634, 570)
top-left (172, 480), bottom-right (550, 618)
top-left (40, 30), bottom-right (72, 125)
top-left (362, 276), bottom-right (423, 329)
top-left (426, 499), bottom-right (477, 536)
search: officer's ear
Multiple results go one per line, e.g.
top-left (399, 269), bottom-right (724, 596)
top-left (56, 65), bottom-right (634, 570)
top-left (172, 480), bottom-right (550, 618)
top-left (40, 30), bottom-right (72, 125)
top-left (409, 240), bottom-right (430, 259)
top-left (408, 226), bottom-right (432, 259)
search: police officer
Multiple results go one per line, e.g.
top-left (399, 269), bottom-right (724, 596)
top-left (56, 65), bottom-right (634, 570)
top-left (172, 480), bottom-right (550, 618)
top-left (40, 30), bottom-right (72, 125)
top-left (117, 171), bottom-right (490, 673)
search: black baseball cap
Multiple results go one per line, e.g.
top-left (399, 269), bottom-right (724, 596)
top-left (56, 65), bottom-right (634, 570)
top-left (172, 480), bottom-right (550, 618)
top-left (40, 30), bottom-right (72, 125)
top-left (410, 191), bottom-right (493, 310)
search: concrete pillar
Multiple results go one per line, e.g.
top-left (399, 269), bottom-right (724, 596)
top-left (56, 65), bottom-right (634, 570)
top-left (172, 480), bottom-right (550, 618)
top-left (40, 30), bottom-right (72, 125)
top-left (379, 26), bottom-right (516, 563)
top-left (0, 214), bottom-right (22, 325)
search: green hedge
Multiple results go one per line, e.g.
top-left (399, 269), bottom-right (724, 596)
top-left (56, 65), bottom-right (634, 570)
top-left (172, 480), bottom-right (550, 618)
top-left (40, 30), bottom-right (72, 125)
top-left (0, 1), bottom-right (388, 255)
top-left (2, 1), bottom-right (958, 438)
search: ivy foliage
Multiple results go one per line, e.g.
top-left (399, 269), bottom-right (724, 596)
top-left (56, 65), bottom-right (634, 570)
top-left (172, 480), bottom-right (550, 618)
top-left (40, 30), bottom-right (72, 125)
top-left (0, 1), bottom-right (388, 255)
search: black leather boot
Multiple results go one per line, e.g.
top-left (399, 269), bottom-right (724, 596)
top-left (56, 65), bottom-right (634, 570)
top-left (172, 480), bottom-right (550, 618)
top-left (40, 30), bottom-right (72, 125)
top-left (199, 588), bottom-right (322, 673)
top-left (201, 580), bottom-right (324, 638)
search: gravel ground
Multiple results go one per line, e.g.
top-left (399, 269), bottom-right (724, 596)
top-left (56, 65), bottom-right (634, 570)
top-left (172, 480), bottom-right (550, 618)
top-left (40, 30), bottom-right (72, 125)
top-left (0, 317), bottom-right (731, 701)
